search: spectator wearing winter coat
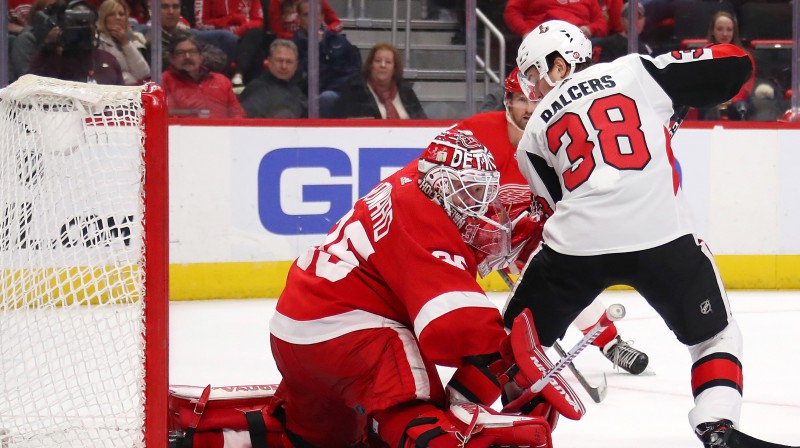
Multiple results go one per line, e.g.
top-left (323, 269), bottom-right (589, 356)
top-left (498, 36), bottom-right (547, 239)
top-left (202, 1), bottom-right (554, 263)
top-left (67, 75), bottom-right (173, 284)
top-left (333, 42), bottom-right (426, 119)
top-left (504, 0), bottom-right (608, 38)
top-left (161, 34), bottom-right (245, 118)
top-left (239, 39), bottom-right (307, 118)
top-left (292, 0), bottom-right (361, 117)
top-left (96, 0), bottom-right (150, 85)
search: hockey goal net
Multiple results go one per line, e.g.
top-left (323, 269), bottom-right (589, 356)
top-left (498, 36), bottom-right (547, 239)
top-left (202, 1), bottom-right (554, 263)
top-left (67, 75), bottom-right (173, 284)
top-left (0, 75), bottom-right (168, 448)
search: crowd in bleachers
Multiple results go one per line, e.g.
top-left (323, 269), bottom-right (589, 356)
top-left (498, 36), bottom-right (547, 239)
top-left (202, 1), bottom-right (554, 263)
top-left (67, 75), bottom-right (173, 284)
top-left (4, 0), bottom-right (795, 121)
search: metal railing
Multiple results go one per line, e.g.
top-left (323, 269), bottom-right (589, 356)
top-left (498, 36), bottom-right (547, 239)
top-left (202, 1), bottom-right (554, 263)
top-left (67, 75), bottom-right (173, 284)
top-left (476, 8), bottom-right (505, 94)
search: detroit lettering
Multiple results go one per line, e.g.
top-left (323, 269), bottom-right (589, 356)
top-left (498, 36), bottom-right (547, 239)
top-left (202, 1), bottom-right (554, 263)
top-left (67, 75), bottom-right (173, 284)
top-left (540, 75), bottom-right (617, 123)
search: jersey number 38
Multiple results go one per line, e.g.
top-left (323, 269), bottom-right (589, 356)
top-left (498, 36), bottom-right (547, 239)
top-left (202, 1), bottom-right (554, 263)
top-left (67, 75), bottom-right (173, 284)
top-left (546, 93), bottom-right (652, 191)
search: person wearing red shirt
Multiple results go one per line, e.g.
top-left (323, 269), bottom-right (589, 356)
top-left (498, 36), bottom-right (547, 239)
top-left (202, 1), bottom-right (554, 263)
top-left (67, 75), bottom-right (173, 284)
top-left (161, 33), bottom-right (245, 118)
top-left (8, 0), bottom-right (33, 34)
top-left (194, 0), bottom-right (263, 37)
top-left (504, 0), bottom-right (609, 38)
top-left (269, 0), bottom-right (342, 39)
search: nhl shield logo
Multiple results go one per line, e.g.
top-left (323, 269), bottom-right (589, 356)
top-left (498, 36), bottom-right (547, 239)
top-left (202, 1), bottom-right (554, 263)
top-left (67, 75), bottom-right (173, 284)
top-left (538, 24), bottom-right (549, 34)
top-left (700, 299), bottom-right (712, 315)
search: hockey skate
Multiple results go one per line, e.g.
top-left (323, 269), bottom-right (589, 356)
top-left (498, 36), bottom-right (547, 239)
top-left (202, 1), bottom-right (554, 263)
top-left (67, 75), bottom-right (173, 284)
top-left (601, 336), bottom-right (649, 375)
top-left (696, 419), bottom-right (800, 448)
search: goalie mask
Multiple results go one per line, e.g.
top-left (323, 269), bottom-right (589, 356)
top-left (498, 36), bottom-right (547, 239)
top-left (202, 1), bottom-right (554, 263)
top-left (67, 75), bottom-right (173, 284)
top-left (516, 20), bottom-right (592, 100)
top-left (418, 129), bottom-right (510, 259)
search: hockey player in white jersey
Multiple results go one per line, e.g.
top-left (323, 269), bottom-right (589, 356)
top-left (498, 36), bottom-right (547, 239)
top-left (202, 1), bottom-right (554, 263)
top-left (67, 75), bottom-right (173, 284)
top-left (504, 19), bottom-right (796, 448)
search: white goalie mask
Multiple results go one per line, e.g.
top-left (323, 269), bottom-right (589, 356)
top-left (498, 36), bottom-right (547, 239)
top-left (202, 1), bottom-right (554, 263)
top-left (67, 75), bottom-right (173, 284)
top-left (516, 20), bottom-right (592, 100)
top-left (418, 129), bottom-right (511, 258)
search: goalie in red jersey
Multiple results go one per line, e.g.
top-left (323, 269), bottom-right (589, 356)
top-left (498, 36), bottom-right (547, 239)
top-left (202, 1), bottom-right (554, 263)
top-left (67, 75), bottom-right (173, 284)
top-left (268, 129), bottom-right (584, 448)
top-left (458, 68), bottom-right (650, 376)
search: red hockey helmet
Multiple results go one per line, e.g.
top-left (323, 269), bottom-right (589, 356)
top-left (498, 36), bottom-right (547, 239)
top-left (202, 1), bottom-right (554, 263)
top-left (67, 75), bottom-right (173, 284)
top-left (504, 67), bottom-right (523, 95)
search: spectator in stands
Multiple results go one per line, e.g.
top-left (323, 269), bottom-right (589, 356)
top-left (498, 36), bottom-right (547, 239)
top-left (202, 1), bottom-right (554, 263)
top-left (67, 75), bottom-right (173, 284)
top-left (193, 0), bottom-right (262, 37)
top-left (179, 0), bottom-right (248, 75)
top-left (231, 0), bottom-right (341, 86)
top-left (698, 11), bottom-right (754, 120)
top-left (8, 0), bottom-right (33, 35)
top-left (122, 0), bottom-right (149, 31)
top-left (27, 0), bottom-right (125, 85)
top-left (96, 0), bottom-right (150, 85)
top-left (293, 0), bottom-right (361, 118)
top-left (593, 1), bottom-right (651, 63)
top-left (333, 42), bottom-right (426, 119)
top-left (504, 0), bottom-right (609, 39)
top-left (239, 39), bottom-right (307, 118)
top-left (161, 33), bottom-right (245, 118)
top-left (9, 0), bottom-right (60, 82)
top-left (145, 0), bottom-right (229, 74)
top-left (270, 0), bottom-right (341, 39)
top-left (599, 0), bottom-right (623, 35)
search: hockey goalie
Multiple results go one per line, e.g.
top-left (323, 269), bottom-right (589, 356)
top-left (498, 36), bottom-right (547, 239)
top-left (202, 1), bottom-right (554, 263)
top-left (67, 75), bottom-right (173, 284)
top-left (169, 129), bottom-right (585, 448)
top-left (168, 307), bottom-right (582, 448)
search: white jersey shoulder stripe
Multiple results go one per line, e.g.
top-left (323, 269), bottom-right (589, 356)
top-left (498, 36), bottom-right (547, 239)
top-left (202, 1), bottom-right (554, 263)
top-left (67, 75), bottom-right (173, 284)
top-left (413, 291), bottom-right (497, 338)
top-left (270, 309), bottom-right (405, 344)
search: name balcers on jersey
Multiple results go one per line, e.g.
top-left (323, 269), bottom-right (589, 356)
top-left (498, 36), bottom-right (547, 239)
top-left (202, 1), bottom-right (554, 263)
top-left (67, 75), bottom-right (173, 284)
top-left (517, 44), bottom-right (752, 256)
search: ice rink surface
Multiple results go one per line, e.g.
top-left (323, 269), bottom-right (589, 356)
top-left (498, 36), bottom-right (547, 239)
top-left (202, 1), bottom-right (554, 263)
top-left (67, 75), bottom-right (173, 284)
top-left (170, 290), bottom-right (800, 447)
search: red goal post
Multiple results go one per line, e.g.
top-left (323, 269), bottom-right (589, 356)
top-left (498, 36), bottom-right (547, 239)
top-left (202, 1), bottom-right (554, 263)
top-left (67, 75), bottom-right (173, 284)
top-left (0, 75), bottom-right (168, 448)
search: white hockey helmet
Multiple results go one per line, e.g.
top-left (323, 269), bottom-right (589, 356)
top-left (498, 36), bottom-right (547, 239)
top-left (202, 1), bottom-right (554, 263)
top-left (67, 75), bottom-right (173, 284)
top-left (516, 20), bottom-right (592, 98)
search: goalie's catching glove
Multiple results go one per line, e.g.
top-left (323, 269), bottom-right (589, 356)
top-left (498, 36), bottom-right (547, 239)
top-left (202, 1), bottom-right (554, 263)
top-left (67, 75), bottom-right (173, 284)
top-left (475, 201), bottom-right (545, 277)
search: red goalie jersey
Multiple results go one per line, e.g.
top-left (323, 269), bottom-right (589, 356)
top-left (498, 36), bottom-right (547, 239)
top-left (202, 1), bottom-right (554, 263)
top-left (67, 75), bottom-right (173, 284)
top-left (271, 162), bottom-right (507, 367)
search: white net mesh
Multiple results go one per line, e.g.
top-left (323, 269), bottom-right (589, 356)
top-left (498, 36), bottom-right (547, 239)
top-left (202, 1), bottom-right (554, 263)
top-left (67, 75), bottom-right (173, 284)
top-left (0, 76), bottom-right (150, 448)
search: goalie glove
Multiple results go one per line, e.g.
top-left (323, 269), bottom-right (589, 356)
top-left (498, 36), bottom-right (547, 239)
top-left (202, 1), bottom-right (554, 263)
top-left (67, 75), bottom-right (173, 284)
top-left (475, 202), bottom-right (545, 277)
top-left (503, 206), bottom-right (545, 275)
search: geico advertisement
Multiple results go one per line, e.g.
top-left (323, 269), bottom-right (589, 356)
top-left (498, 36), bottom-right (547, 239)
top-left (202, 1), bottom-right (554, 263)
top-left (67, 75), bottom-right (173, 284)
top-left (167, 125), bottom-right (800, 265)
top-left (169, 124), bottom-right (445, 263)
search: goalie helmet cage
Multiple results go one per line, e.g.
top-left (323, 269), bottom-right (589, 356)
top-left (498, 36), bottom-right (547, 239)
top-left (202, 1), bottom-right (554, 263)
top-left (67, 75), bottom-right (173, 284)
top-left (0, 75), bottom-right (168, 448)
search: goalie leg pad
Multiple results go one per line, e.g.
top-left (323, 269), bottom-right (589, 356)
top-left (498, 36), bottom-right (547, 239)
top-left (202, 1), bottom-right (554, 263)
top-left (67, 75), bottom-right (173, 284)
top-left (168, 384), bottom-right (289, 448)
top-left (372, 401), bottom-right (553, 448)
top-left (504, 309), bottom-right (585, 420)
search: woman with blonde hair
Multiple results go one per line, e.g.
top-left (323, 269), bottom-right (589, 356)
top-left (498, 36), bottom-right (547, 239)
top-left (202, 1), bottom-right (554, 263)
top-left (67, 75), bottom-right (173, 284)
top-left (96, 0), bottom-right (150, 85)
top-left (333, 42), bottom-right (426, 119)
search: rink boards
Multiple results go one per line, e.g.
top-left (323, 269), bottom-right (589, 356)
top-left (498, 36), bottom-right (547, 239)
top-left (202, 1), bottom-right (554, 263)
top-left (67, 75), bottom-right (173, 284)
top-left (165, 120), bottom-right (800, 299)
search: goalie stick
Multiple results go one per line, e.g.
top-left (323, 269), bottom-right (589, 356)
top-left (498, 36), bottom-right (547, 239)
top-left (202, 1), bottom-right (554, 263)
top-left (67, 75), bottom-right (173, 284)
top-left (552, 342), bottom-right (607, 403)
top-left (498, 271), bottom-right (608, 403)
top-left (528, 302), bottom-right (624, 393)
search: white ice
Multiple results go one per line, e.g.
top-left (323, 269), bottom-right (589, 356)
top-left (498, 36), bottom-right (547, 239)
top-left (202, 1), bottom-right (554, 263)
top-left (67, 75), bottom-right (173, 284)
top-left (170, 290), bottom-right (800, 447)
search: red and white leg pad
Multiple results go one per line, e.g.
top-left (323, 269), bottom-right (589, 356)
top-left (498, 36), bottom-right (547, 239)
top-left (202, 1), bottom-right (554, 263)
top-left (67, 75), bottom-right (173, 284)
top-left (446, 402), bottom-right (553, 448)
top-left (502, 309), bottom-right (586, 420)
top-left (168, 384), bottom-right (290, 448)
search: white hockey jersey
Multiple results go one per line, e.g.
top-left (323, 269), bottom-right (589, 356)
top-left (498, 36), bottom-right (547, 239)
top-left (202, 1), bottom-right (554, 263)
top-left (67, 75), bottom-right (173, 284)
top-left (516, 45), bottom-right (752, 255)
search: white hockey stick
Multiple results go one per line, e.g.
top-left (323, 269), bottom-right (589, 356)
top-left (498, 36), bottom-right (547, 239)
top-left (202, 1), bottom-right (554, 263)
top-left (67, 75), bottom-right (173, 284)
top-left (498, 270), bottom-right (609, 402)
top-left (529, 303), bottom-right (625, 393)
